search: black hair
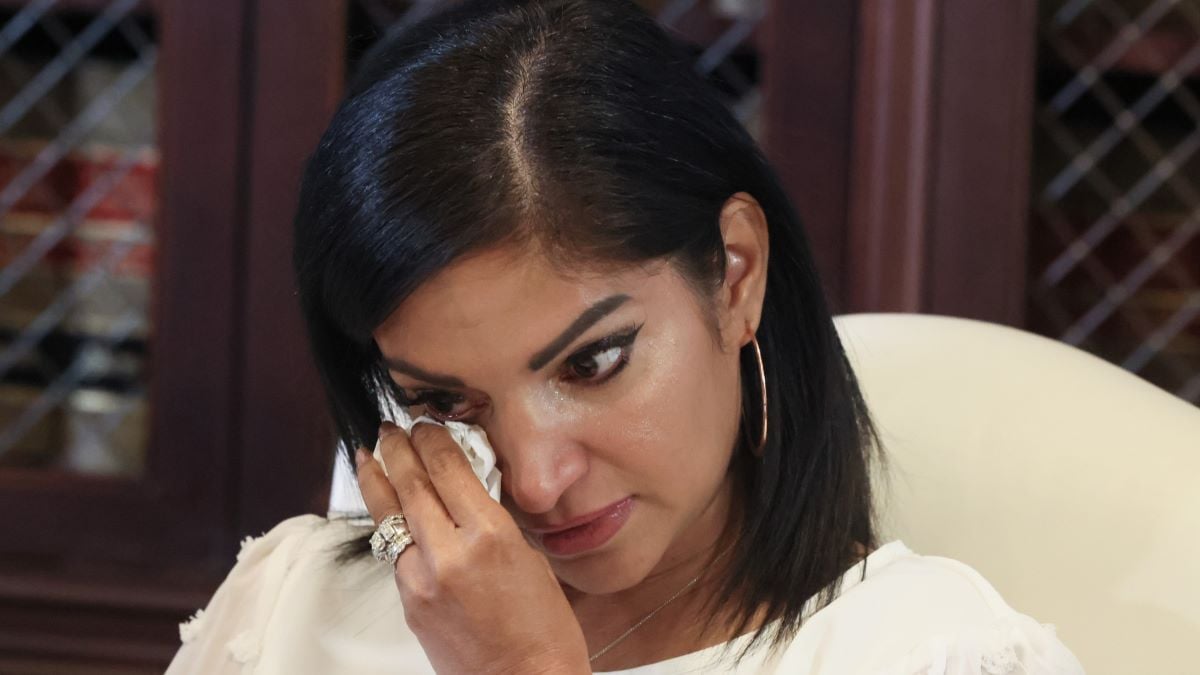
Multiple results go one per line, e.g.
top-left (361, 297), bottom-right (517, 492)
top-left (293, 0), bottom-right (880, 663)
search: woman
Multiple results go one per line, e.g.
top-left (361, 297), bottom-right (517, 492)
top-left (167, 1), bottom-right (1085, 673)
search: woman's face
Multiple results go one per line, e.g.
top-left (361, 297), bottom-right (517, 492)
top-left (371, 201), bottom-right (767, 595)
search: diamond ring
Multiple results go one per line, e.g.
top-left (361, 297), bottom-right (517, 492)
top-left (370, 513), bottom-right (415, 565)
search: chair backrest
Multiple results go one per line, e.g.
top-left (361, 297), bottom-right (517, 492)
top-left (835, 313), bottom-right (1200, 675)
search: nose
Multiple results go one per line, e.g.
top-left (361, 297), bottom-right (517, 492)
top-left (488, 399), bottom-right (588, 515)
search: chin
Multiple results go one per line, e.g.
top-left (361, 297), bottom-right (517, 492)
top-left (550, 543), bottom-right (661, 595)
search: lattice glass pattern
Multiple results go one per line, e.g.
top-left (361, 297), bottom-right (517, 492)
top-left (1030, 0), bottom-right (1200, 403)
top-left (0, 1), bottom-right (156, 475)
top-left (347, 0), bottom-right (764, 137)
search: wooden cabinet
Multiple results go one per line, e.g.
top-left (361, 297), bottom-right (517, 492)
top-left (1, 0), bottom-right (1191, 672)
top-left (816, 0), bottom-right (1199, 403)
top-left (0, 1), bottom-right (342, 671)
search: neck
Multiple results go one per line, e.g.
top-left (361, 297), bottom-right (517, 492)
top-left (568, 476), bottom-right (761, 671)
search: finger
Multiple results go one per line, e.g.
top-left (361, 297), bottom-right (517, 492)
top-left (377, 423), bottom-right (455, 546)
top-left (409, 421), bottom-right (496, 526)
top-left (355, 446), bottom-right (406, 525)
top-left (355, 449), bottom-right (431, 586)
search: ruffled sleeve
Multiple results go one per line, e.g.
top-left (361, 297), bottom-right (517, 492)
top-left (873, 613), bottom-right (1086, 675)
top-left (165, 515), bottom-right (327, 675)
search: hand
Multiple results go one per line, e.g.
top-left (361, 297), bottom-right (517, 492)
top-left (356, 421), bottom-right (590, 675)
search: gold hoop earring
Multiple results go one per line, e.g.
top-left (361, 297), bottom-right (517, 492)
top-left (749, 334), bottom-right (768, 457)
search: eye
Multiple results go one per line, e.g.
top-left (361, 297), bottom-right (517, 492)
top-left (564, 345), bottom-right (625, 382)
top-left (562, 322), bottom-right (643, 385)
top-left (397, 390), bottom-right (476, 422)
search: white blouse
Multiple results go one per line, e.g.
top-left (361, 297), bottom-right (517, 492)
top-left (165, 515), bottom-right (1086, 674)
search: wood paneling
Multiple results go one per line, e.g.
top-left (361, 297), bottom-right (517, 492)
top-left (846, 0), bottom-right (937, 313)
top-left (847, 0), bottom-right (1038, 326)
top-left (237, 0), bottom-right (345, 538)
top-left (762, 0), bottom-right (857, 309)
top-left (925, 0), bottom-right (1037, 325)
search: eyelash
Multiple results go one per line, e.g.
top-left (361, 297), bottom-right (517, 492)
top-left (397, 322), bottom-right (644, 423)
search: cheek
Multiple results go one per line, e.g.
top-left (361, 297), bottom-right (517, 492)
top-left (595, 325), bottom-right (741, 494)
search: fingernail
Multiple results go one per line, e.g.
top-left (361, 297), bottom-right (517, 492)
top-left (379, 421), bottom-right (399, 437)
top-left (355, 448), bottom-right (368, 466)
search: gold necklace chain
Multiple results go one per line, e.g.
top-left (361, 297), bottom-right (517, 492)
top-left (586, 546), bottom-right (733, 664)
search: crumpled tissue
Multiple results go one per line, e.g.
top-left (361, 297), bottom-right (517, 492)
top-left (371, 404), bottom-right (502, 503)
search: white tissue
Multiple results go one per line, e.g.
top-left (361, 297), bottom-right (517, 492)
top-left (371, 404), bottom-right (502, 503)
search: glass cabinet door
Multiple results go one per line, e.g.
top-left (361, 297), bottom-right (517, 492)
top-left (0, 0), bottom-right (347, 670)
top-left (0, 2), bottom-right (250, 669)
top-left (0, 0), bottom-right (156, 478)
top-left (1029, 0), bottom-right (1200, 404)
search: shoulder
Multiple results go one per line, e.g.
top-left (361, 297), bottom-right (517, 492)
top-left (227, 513), bottom-right (334, 569)
top-left (166, 515), bottom-right (430, 675)
top-left (774, 542), bottom-right (1086, 675)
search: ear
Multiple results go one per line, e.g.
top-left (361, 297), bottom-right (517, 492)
top-left (716, 191), bottom-right (769, 351)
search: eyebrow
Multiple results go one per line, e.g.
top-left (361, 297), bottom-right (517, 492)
top-left (527, 293), bottom-right (631, 370)
top-left (382, 293), bottom-right (632, 387)
top-left (382, 359), bottom-right (465, 389)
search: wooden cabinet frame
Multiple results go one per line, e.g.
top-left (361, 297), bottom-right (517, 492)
top-left (0, 1), bottom-right (342, 670)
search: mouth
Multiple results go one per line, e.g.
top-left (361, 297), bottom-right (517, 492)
top-left (525, 496), bottom-right (634, 558)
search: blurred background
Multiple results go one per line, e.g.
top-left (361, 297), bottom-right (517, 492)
top-left (0, 0), bottom-right (1194, 672)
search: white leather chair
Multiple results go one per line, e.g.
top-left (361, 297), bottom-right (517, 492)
top-left (836, 313), bottom-right (1200, 675)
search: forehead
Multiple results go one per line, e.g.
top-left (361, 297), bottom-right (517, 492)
top-left (373, 248), bottom-right (669, 351)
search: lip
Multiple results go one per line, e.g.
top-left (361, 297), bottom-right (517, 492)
top-left (527, 497), bottom-right (634, 557)
top-left (525, 497), bottom-right (634, 534)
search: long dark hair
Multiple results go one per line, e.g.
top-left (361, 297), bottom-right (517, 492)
top-left (293, 0), bottom-right (879, 662)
